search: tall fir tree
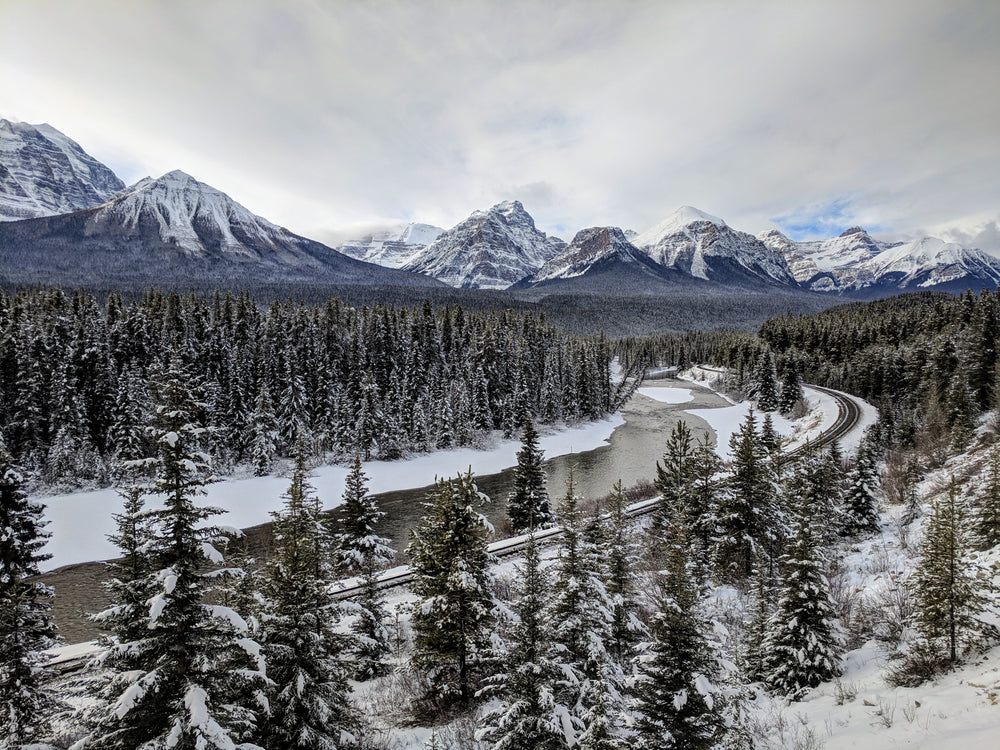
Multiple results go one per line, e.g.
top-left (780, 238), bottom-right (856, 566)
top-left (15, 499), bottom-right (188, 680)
top-left (777, 361), bottom-right (803, 416)
top-left (335, 455), bottom-right (396, 679)
top-left (751, 351), bottom-right (779, 412)
top-left (0, 447), bottom-right (59, 747)
top-left (507, 414), bottom-right (551, 532)
top-left (712, 411), bottom-right (782, 582)
top-left (974, 446), bottom-right (1000, 550)
top-left (260, 451), bottom-right (359, 749)
top-left (633, 518), bottom-right (725, 750)
top-left (761, 502), bottom-right (841, 700)
top-left (80, 361), bottom-right (265, 750)
top-left (651, 420), bottom-right (697, 558)
top-left (550, 475), bottom-right (616, 720)
top-left (841, 436), bottom-right (882, 537)
top-left (604, 480), bottom-right (644, 665)
top-left (408, 471), bottom-right (495, 707)
top-left (911, 480), bottom-right (986, 664)
top-left (249, 382), bottom-right (279, 477)
top-left (478, 531), bottom-right (577, 750)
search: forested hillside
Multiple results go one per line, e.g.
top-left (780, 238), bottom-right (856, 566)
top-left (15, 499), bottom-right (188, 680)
top-left (0, 288), bottom-right (632, 491)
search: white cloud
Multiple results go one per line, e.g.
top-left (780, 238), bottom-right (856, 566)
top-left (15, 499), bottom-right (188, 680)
top-left (1, 0), bottom-right (998, 244)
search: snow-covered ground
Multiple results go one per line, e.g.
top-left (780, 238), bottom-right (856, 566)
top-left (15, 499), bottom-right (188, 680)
top-left (38, 415), bottom-right (624, 572)
top-left (635, 385), bottom-right (694, 404)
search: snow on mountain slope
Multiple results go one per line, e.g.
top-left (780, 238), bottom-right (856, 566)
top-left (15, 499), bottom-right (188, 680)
top-left (402, 200), bottom-right (564, 289)
top-left (0, 169), bottom-right (443, 288)
top-left (0, 119), bottom-right (125, 221)
top-left (634, 206), bottom-right (796, 287)
top-left (522, 226), bottom-right (676, 285)
top-left (867, 236), bottom-right (1000, 289)
top-left (761, 226), bottom-right (1000, 293)
top-left (338, 222), bottom-right (444, 268)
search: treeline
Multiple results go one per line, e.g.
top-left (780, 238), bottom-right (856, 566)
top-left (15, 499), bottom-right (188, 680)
top-left (0, 287), bottom-right (632, 489)
top-left (759, 289), bottom-right (1000, 450)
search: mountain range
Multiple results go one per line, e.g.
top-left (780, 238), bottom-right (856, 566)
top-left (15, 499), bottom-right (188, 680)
top-left (1, 119), bottom-right (998, 298)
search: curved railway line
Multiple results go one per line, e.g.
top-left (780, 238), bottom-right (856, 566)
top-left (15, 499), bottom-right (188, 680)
top-left (48, 376), bottom-right (867, 675)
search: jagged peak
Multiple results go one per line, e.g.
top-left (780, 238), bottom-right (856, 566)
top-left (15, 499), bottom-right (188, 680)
top-left (840, 226), bottom-right (869, 237)
top-left (634, 205), bottom-right (728, 248)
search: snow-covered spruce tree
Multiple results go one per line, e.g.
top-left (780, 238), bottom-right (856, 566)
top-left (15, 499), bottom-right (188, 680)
top-left (604, 480), bottom-right (645, 665)
top-left (507, 413), bottom-right (552, 532)
top-left (335, 454), bottom-right (395, 679)
top-left (633, 519), bottom-right (725, 750)
top-left (750, 351), bottom-right (779, 412)
top-left (688, 435), bottom-right (722, 573)
top-left (841, 435), bottom-right (881, 538)
top-left (741, 556), bottom-right (776, 683)
top-left (408, 471), bottom-right (495, 709)
top-left (761, 501), bottom-right (841, 700)
top-left (249, 382), bottom-right (279, 477)
top-left (550, 475), bottom-right (616, 717)
top-left (712, 410), bottom-right (782, 582)
top-left (577, 678), bottom-right (628, 750)
top-left (81, 361), bottom-right (265, 750)
top-left (651, 420), bottom-right (696, 557)
top-left (784, 443), bottom-right (844, 545)
top-left (0, 446), bottom-right (59, 747)
top-left (777, 361), bottom-right (803, 416)
top-left (758, 413), bottom-right (781, 456)
top-left (911, 479), bottom-right (987, 665)
top-left (478, 530), bottom-right (578, 750)
top-left (260, 450), bottom-right (359, 749)
top-left (974, 446), bottom-right (1000, 550)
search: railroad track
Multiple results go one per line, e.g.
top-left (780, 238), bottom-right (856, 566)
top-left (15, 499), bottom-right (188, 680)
top-left (50, 374), bottom-right (866, 674)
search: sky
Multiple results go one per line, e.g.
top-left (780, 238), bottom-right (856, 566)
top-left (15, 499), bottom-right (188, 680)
top-left (2, 0), bottom-right (999, 250)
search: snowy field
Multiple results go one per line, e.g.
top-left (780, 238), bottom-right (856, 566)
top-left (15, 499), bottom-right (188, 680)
top-left (38, 415), bottom-right (624, 571)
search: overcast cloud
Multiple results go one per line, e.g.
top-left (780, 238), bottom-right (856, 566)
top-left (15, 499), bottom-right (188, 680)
top-left (2, 0), bottom-right (998, 249)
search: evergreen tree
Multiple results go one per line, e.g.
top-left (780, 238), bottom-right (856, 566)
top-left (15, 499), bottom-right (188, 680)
top-left (550, 476), bottom-right (615, 717)
top-left (260, 451), bottom-right (359, 749)
top-left (688, 435), bottom-right (723, 573)
top-left (335, 455), bottom-right (395, 678)
top-left (762, 503), bottom-right (841, 700)
top-left (478, 531), bottom-right (576, 750)
top-left (408, 471), bottom-right (495, 707)
top-left (604, 480), bottom-right (644, 665)
top-left (651, 421), bottom-right (696, 553)
top-left (750, 351), bottom-right (779, 412)
top-left (741, 558), bottom-right (776, 683)
top-left (911, 480), bottom-right (986, 664)
top-left (712, 411), bottom-right (782, 582)
top-left (777, 361), bottom-right (803, 416)
top-left (81, 361), bottom-right (264, 749)
top-left (758, 414), bottom-right (781, 455)
top-left (975, 446), bottom-right (1000, 550)
top-left (249, 382), bottom-right (279, 477)
top-left (841, 436), bottom-right (881, 537)
top-left (507, 414), bottom-right (551, 532)
top-left (633, 519), bottom-right (725, 750)
top-left (0, 447), bottom-right (59, 747)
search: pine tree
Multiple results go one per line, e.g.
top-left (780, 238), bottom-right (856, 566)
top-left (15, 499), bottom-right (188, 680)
top-left (841, 436), bottom-right (881, 537)
top-left (478, 531), bottom-right (577, 750)
top-left (975, 446), bottom-right (1000, 550)
top-left (81, 361), bottom-right (265, 749)
top-left (249, 382), bottom-right (279, 476)
top-left (260, 451), bottom-right (359, 749)
top-left (688, 435), bottom-right (722, 572)
top-left (758, 414), bottom-right (780, 455)
top-left (741, 558), bottom-right (776, 683)
top-left (550, 476), bottom-right (615, 717)
top-left (651, 420), bottom-right (696, 555)
top-left (777, 362), bottom-right (803, 416)
top-left (507, 414), bottom-right (551, 532)
top-left (761, 503), bottom-right (841, 700)
top-left (335, 454), bottom-right (395, 678)
top-left (0, 447), bottom-right (59, 747)
top-left (604, 480), bottom-right (644, 665)
top-left (408, 471), bottom-right (495, 707)
top-left (750, 351), bottom-right (779, 412)
top-left (633, 519), bottom-right (725, 750)
top-left (712, 411), bottom-right (782, 582)
top-left (911, 479), bottom-right (986, 664)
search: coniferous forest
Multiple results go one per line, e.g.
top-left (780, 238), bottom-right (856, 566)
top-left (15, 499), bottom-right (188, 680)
top-left (2, 287), bottom-right (1000, 749)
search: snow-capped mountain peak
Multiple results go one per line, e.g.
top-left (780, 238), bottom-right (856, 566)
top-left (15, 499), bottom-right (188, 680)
top-left (633, 206), bottom-right (795, 287)
top-left (402, 200), bottom-right (564, 289)
top-left (337, 221), bottom-right (445, 268)
top-left (0, 119), bottom-right (125, 221)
